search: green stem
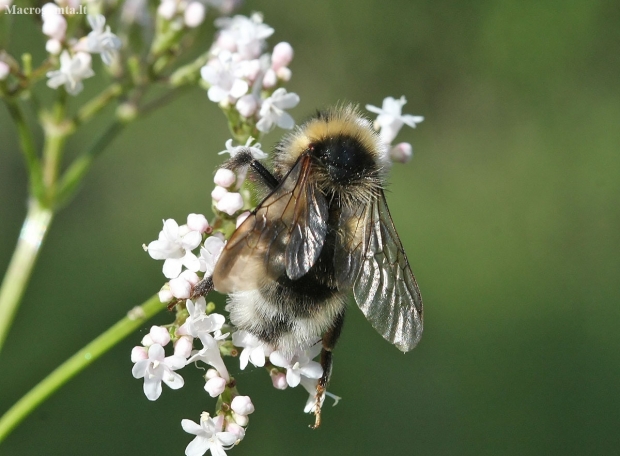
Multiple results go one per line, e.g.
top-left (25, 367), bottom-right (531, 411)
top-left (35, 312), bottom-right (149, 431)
top-left (0, 200), bottom-right (54, 353)
top-left (74, 83), bottom-right (124, 126)
top-left (0, 294), bottom-right (165, 443)
top-left (4, 100), bottom-right (44, 201)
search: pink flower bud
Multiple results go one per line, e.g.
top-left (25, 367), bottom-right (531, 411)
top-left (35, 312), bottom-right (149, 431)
top-left (231, 395), bottom-right (255, 416)
top-left (149, 325), bottom-right (171, 346)
top-left (179, 270), bottom-right (200, 286)
top-left (235, 94), bottom-right (258, 117)
top-left (169, 276), bottom-right (192, 299)
top-left (216, 192), bottom-right (244, 216)
top-left (140, 334), bottom-right (154, 347)
top-left (225, 422), bottom-right (246, 441)
top-left (187, 213), bottom-right (209, 233)
top-left (158, 286), bottom-right (173, 303)
top-left (276, 67), bottom-right (292, 82)
top-left (205, 368), bottom-right (220, 380)
top-left (232, 412), bottom-right (248, 426)
top-left (131, 346), bottom-right (148, 362)
top-left (262, 69), bottom-right (277, 89)
top-left (271, 42), bottom-right (294, 71)
top-left (211, 185), bottom-right (228, 202)
top-left (270, 371), bottom-right (288, 390)
top-left (42, 14), bottom-right (67, 40)
top-left (205, 377), bottom-right (227, 397)
top-left (174, 336), bottom-right (193, 358)
top-left (389, 142), bottom-right (413, 163)
top-left (184, 1), bottom-right (205, 28)
top-left (214, 168), bottom-right (236, 188)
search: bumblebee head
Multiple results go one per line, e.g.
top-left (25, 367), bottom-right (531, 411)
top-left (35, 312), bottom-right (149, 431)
top-left (274, 105), bottom-right (389, 202)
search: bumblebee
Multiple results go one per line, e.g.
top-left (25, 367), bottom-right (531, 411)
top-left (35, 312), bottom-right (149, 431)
top-left (198, 105), bottom-right (423, 428)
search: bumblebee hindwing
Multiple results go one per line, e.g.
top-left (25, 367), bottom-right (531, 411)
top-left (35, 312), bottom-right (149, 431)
top-left (344, 190), bottom-right (423, 352)
top-left (213, 154), bottom-right (328, 293)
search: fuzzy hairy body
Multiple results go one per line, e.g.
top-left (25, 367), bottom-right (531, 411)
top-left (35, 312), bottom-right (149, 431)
top-left (221, 106), bottom-right (388, 354)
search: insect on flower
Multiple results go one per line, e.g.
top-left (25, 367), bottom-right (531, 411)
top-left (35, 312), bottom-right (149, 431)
top-left (194, 105), bottom-right (424, 428)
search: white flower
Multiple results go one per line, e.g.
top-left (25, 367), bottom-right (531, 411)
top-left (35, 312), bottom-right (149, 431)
top-left (182, 412), bottom-right (238, 456)
top-left (256, 88), bottom-right (299, 133)
top-left (187, 332), bottom-right (230, 380)
top-left (235, 94), bottom-right (259, 117)
top-left (211, 186), bottom-right (228, 202)
top-left (46, 51), bottom-right (95, 96)
top-left (0, 61), bottom-right (9, 80)
top-left (169, 270), bottom-right (200, 299)
top-left (179, 297), bottom-right (226, 338)
top-left (45, 39), bottom-right (62, 55)
top-left (214, 13), bottom-right (274, 60)
top-left (216, 192), bottom-right (243, 215)
top-left (145, 219), bottom-right (202, 279)
top-left (219, 137), bottom-right (267, 160)
top-left (198, 236), bottom-right (225, 276)
top-left (269, 343), bottom-right (323, 388)
top-left (365, 96), bottom-right (424, 145)
top-left (174, 336), bottom-right (194, 358)
top-left (201, 51), bottom-right (248, 103)
top-left (232, 330), bottom-right (273, 370)
top-left (131, 344), bottom-right (186, 400)
top-left (147, 325), bottom-right (171, 346)
top-left (86, 14), bottom-right (122, 65)
top-left (300, 376), bottom-right (341, 413)
top-left (157, 0), bottom-right (176, 20)
top-left (184, 1), bottom-right (205, 28)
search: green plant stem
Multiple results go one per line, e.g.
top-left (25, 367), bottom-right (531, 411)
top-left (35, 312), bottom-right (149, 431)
top-left (0, 294), bottom-right (165, 443)
top-left (4, 100), bottom-right (44, 200)
top-left (0, 200), bottom-right (53, 353)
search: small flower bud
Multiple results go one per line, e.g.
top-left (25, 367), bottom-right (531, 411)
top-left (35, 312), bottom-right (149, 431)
top-left (131, 346), bottom-right (148, 362)
top-left (149, 325), bottom-right (171, 346)
top-left (389, 142), bottom-right (413, 163)
top-left (169, 276), bottom-right (192, 299)
top-left (205, 376), bottom-right (227, 397)
top-left (158, 285), bottom-right (173, 303)
top-left (141, 334), bottom-right (154, 347)
top-left (232, 412), bottom-right (249, 426)
top-left (262, 68), bottom-right (277, 89)
top-left (216, 192), bottom-right (244, 216)
top-left (211, 185), bottom-right (228, 202)
top-left (157, 0), bottom-right (176, 20)
top-left (187, 213), bottom-right (209, 233)
top-left (231, 395), bottom-right (255, 416)
top-left (42, 14), bottom-right (67, 40)
top-left (179, 269), bottom-right (200, 286)
top-left (45, 39), bottom-right (62, 55)
top-left (174, 336), bottom-right (193, 358)
top-left (184, 1), bottom-right (205, 28)
top-left (205, 368), bottom-right (220, 380)
top-left (214, 168), bottom-right (236, 188)
top-left (271, 42), bottom-right (294, 70)
top-left (235, 94), bottom-right (258, 118)
top-left (276, 66), bottom-right (292, 82)
top-left (270, 371), bottom-right (288, 390)
top-left (225, 422), bottom-right (246, 441)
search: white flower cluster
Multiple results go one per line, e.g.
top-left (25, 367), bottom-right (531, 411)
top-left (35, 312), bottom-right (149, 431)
top-left (44, 6), bottom-right (122, 95)
top-left (201, 13), bottom-right (300, 133)
top-left (156, 0), bottom-right (239, 28)
top-left (366, 96), bottom-right (424, 163)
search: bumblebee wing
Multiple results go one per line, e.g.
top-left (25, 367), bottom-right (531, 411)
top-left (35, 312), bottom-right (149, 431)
top-left (339, 190), bottom-right (423, 352)
top-left (213, 154), bottom-right (328, 293)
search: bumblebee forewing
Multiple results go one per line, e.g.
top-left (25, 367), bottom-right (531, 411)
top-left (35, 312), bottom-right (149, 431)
top-left (352, 190), bottom-right (423, 352)
top-left (213, 154), bottom-right (328, 293)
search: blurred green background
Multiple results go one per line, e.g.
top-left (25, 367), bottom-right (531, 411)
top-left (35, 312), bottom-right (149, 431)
top-left (2, 0), bottom-right (620, 454)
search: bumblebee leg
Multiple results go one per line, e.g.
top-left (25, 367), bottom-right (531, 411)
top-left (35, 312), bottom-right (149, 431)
top-left (190, 276), bottom-right (214, 299)
top-left (311, 310), bottom-right (345, 429)
top-left (224, 150), bottom-right (279, 190)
